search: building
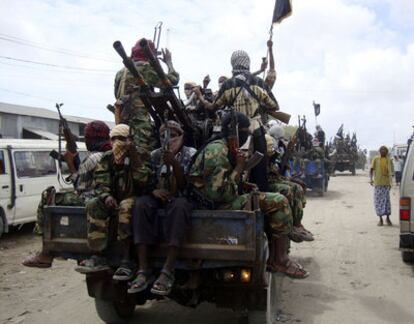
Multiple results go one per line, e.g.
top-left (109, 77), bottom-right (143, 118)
top-left (0, 102), bottom-right (114, 140)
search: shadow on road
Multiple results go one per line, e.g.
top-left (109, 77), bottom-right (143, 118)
top-left (306, 190), bottom-right (343, 200)
top-left (278, 257), bottom-right (341, 323)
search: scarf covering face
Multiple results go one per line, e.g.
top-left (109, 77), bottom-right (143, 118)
top-left (84, 121), bottom-right (111, 152)
top-left (131, 38), bottom-right (156, 62)
top-left (231, 50), bottom-right (250, 74)
top-left (110, 124), bottom-right (130, 164)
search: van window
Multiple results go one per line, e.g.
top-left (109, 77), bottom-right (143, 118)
top-left (14, 151), bottom-right (57, 178)
top-left (0, 151), bottom-right (5, 174)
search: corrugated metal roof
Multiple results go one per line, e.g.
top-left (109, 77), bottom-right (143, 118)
top-left (0, 102), bottom-right (114, 126)
top-left (23, 127), bottom-right (59, 140)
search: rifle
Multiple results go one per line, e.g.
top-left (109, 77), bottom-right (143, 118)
top-left (112, 41), bottom-right (162, 128)
top-left (50, 103), bottom-right (79, 182)
top-left (227, 108), bottom-right (239, 162)
top-left (160, 113), bottom-right (171, 190)
top-left (139, 38), bottom-right (193, 132)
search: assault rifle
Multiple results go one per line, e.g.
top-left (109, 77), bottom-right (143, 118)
top-left (160, 114), bottom-right (171, 190)
top-left (227, 108), bottom-right (239, 162)
top-left (138, 38), bottom-right (193, 133)
top-left (112, 40), bottom-right (162, 128)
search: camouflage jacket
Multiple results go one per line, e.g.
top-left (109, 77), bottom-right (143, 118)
top-left (93, 150), bottom-right (150, 202)
top-left (189, 139), bottom-right (239, 205)
top-left (114, 62), bottom-right (179, 101)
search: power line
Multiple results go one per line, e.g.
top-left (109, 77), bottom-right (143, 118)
top-left (0, 87), bottom-right (108, 112)
top-left (0, 33), bottom-right (117, 63)
top-left (0, 55), bottom-right (115, 73)
top-left (0, 60), bottom-right (115, 76)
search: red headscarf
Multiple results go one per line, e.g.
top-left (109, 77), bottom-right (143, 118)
top-left (84, 121), bottom-right (112, 152)
top-left (131, 38), bottom-right (156, 62)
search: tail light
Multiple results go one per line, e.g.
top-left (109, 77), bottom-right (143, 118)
top-left (400, 197), bottom-right (411, 221)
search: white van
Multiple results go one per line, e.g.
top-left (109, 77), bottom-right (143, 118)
top-left (399, 142), bottom-right (414, 262)
top-left (0, 139), bottom-right (86, 237)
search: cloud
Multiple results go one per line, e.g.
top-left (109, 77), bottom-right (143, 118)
top-left (0, 0), bottom-right (413, 149)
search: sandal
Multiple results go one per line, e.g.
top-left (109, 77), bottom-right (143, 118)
top-left (386, 218), bottom-right (392, 226)
top-left (269, 261), bottom-right (309, 279)
top-left (75, 255), bottom-right (110, 274)
top-left (128, 270), bottom-right (153, 294)
top-left (294, 226), bottom-right (314, 242)
top-left (151, 269), bottom-right (175, 296)
top-left (22, 252), bottom-right (53, 268)
top-left (113, 262), bottom-right (136, 281)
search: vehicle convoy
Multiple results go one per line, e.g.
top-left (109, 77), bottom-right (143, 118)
top-left (0, 139), bottom-right (86, 237)
top-left (42, 200), bottom-right (279, 324)
top-left (399, 142), bottom-right (414, 263)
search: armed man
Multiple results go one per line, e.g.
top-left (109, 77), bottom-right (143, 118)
top-left (189, 112), bottom-right (309, 279)
top-left (23, 121), bottom-right (112, 268)
top-left (76, 124), bottom-right (151, 280)
top-left (113, 38), bottom-right (179, 159)
top-left (128, 120), bottom-right (196, 296)
top-left (266, 128), bottom-right (314, 243)
top-left (194, 49), bottom-right (281, 192)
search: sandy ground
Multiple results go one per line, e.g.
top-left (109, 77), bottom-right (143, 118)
top-left (1, 170), bottom-right (413, 324)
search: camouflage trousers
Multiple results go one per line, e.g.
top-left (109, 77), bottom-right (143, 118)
top-left (34, 187), bottom-right (84, 235)
top-left (269, 180), bottom-right (306, 227)
top-left (125, 106), bottom-right (157, 161)
top-left (86, 197), bottom-right (134, 252)
top-left (224, 192), bottom-right (293, 237)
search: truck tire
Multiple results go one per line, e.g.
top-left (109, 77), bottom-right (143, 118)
top-left (402, 251), bottom-right (414, 263)
top-left (351, 165), bottom-right (356, 176)
top-left (0, 208), bottom-right (6, 238)
top-left (248, 273), bottom-right (279, 324)
top-left (94, 298), bottom-right (135, 323)
top-left (0, 214), bottom-right (4, 239)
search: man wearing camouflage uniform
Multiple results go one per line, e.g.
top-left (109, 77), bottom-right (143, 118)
top-left (189, 113), bottom-right (308, 279)
top-left (265, 131), bottom-right (313, 243)
top-left (114, 38), bottom-right (179, 160)
top-left (76, 124), bottom-right (151, 280)
top-left (23, 121), bottom-right (112, 268)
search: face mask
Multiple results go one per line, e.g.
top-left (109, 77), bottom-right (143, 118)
top-left (169, 134), bottom-right (184, 154)
top-left (112, 139), bottom-right (128, 164)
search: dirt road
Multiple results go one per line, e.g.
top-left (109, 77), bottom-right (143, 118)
top-left (1, 171), bottom-right (413, 324)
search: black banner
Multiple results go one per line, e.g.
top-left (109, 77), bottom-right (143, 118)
top-left (272, 0), bottom-right (292, 24)
top-left (313, 102), bottom-right (320, 116)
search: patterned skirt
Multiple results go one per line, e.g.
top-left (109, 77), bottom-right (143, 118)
top-left (374, 185), bottom-right (391, 216)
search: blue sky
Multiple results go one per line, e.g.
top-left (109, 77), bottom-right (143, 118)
top-left (0, 0), bottom-right (413, 149)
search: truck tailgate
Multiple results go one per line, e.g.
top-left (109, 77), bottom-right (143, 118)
top-left (43, 206), bottom-right (258, 262)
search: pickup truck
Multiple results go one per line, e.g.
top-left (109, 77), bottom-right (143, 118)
top-left (42, 202), bottom-right (280, 324)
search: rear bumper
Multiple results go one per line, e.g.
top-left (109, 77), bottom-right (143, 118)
top-left (399, 233), bottom-right (414, 251)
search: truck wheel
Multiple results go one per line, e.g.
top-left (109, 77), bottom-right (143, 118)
top-left (94, 298), bottom-right (135, 323)
top-left (0, 211), bottom-right (5, 238)
top-left (402, 251), bottom-right (414, 263)
top-left (248, 273), bottom-right (278, 324)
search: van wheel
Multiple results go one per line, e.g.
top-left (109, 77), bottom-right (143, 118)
top-left (248, 273), bottom-right (279, 324)
top-left (0, 214), bottom-right (5, 239)
top-left (402, 251), bottom-right (414, 263)
top-left (94, 298), bottom-right (135, 323)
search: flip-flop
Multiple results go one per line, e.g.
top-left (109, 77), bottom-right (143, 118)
top-left (22, 253), bottom-right (53, 268)
top-left (151, 269), bottom-right (175, 296)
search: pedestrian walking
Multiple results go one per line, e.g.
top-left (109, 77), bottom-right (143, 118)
top-left (370, 146), bottom-right (394, 226)
top-left (393, 155), bottom-right (403, 185)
